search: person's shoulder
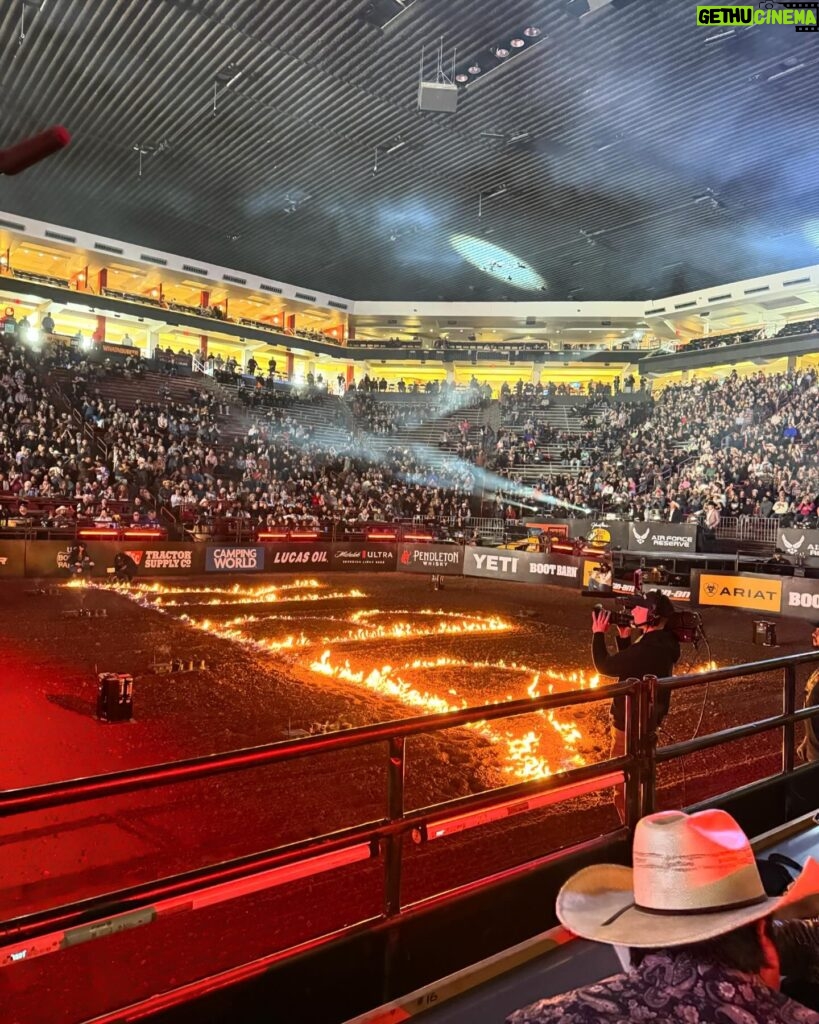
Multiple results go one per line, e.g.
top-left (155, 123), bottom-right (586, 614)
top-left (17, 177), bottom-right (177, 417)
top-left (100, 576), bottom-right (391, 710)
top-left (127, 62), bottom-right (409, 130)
top-left (507, 978), bottom-right (630, 1024)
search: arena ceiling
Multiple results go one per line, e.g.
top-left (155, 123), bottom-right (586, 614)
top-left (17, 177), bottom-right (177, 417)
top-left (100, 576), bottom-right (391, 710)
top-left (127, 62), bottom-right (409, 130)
top-left (2, 0), bottom-right (819, 304)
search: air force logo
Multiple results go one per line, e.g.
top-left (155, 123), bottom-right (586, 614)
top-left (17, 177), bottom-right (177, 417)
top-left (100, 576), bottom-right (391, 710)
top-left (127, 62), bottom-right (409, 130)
top-left (632, 526), bottom-right (650, 545)
top-left (780, 534), bottom-right (805, 556)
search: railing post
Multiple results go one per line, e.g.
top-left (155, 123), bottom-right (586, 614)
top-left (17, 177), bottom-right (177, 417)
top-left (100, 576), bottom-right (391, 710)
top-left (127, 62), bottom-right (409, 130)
top-left (640, 675), bottom-right (659, 818)
top-left (382, 735), bottom-right (406, 1001)
top-left (384, 735), bottom-right (406, 917)
top-left (782, 664), bottom-right (797, 776)
top-left (624, 678), bottom-right (642, 831)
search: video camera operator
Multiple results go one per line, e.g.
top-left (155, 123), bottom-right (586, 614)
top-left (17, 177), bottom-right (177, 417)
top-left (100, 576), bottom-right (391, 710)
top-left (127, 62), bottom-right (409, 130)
top-left (591, 590), bottom-right (681, 822)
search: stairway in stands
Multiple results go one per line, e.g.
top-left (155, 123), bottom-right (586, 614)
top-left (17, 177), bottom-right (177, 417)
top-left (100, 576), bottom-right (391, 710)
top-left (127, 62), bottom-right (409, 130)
top-left (50, 368), bottom-right (249, 443)
top-left (361, 401), bottom-right (486, 474)
top-left (496, 400), bottom-right (609, 481)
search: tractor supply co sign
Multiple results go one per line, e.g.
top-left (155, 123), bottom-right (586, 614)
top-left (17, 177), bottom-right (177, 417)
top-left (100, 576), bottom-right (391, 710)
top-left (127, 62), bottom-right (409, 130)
top-left (693, 571), bottom-right (783, 613)
top-left (264, 545), bottom-right (332, 571)
top-left (398, 544), bottom-right (464, 575)
top-left (126, 549), bottom-right (193, 571)
top-left (628, 523), bottom-right (697, 554)
top-left (464, 549), bottom-right (581, 586)
top-left (205, 546), bottom-right (265, 572)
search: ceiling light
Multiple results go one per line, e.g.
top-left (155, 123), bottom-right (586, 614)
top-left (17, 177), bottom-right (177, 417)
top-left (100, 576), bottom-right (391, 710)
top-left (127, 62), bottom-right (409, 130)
top-left (455, 73), bottom-right (470, 83)
top-left (510, 38), bottom-right (525, 48)
top-left (468, 64), bottom-right (482, 74)
top-left (523, 26), bottom-right (541, 37)
top-left (494, 46), bottom-right (510, 58)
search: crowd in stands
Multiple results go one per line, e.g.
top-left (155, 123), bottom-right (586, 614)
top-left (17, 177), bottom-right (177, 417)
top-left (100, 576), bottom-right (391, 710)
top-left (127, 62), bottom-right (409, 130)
top-left (660, 317), bottom-right (819, 357)
top-left (0, 336), bottom-right (146, 528)
top-left (490, 367), bottom-right (819, 522)
top-left (6, 302), bottom-right (819, 535)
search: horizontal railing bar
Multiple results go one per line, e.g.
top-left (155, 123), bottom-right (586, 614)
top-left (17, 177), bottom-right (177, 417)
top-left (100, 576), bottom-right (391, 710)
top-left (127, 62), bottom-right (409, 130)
top-left (657, 714), bottom-right (785, 761)
top-left (76, 831), bottom-right (626, 1024)
top-left (0, 683), bottom-right (628, 818)
top-left (660, 650), bottom-right (819, 692)
top-left (657, 704), bottom-right (819, 763)
top-left (409, 759), bottom-right (630, 841)
top-left (0, 755), bottom-right (631, 946)
top-left (685, 763), bottom-right (819, 816)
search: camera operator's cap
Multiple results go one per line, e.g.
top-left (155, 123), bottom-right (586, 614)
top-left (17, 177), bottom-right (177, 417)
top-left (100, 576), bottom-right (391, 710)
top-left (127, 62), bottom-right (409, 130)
top-left (633, 589), bottom-right (674, 620)
top-left (556, 809), bottom-right (819, 948)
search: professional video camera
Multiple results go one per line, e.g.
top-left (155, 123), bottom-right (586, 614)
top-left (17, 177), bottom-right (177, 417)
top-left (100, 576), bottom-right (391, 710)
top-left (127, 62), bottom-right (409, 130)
top-left (588, 590), bottom-right (706, 648)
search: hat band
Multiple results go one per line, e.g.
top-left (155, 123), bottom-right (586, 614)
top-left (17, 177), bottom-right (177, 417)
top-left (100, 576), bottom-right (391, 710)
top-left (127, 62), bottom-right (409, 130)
top-left (602, 892), bottom-right (769, 928)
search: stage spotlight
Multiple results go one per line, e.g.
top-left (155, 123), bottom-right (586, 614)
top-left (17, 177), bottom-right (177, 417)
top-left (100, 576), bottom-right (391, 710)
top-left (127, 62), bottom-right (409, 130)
top-left (510, 38), bottom-right (525, 48)
top-left (524, 26), bottom-right (542, 36)
top-left (493, 46), bottom-right (510, 58)
top-left (468, 64), bottom-right (482, 74)
top-left (455, 73), bottom-right (470, 83)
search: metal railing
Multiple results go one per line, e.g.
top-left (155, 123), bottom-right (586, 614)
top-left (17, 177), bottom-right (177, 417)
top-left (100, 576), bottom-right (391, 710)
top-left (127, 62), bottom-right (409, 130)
top-left (0, 681), bottom-right (632, 968)
top-left (716, 515), bottom-right (784, 546)
top-left (4, 650), bottom-right (819, 978)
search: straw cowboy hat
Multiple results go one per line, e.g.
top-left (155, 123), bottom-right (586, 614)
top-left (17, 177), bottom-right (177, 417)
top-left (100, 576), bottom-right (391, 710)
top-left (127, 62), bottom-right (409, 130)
top-left (557, 809), bottom-right (819, 948)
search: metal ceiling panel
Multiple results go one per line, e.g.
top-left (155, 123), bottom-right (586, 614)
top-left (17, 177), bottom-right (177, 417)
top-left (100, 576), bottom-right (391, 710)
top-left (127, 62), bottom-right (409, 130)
top-left (1, 0), bottom-right (818, 302)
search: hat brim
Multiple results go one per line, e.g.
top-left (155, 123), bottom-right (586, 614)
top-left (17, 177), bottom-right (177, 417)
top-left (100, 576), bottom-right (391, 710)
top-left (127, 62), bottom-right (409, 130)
top-left (557, 858), bottom-right (819, 948)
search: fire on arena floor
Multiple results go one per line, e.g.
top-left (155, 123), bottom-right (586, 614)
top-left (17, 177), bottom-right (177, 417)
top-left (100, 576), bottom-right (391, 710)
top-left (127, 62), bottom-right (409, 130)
top-left (0, 571), bottom-right (814, 1024)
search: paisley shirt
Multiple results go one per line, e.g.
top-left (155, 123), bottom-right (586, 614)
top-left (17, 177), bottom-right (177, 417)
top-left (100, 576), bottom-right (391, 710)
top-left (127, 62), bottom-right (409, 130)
top-left (507, 952), bottom-right (819, 1024)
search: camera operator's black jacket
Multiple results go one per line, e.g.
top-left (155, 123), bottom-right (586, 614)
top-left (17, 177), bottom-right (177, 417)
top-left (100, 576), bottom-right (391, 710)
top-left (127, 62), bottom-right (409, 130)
top-left (592, 628), bottom-right (680, 731)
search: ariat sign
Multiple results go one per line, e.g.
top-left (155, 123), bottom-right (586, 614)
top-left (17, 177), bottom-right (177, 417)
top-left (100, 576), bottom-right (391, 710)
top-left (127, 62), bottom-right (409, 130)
top-left (398, 544), bottom-right (464, 575)
top-left (205, 546), bottom-right (264, 572)
top-left (695, 572), bottom-right (782, 613)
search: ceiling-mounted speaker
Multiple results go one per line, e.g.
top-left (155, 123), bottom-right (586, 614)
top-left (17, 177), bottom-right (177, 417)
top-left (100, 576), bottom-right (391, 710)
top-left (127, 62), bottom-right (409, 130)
top-left (363, 0), bottom-right (405, 28)
top-left (525, 317), bottom-right (537, 326)
top-left (418, 82), bottom-right (458, 113)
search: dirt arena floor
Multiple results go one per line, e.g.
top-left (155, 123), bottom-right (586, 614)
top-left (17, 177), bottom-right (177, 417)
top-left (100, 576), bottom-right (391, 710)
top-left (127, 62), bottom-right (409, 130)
top-left (1, 572), bottom-right (815, 1023)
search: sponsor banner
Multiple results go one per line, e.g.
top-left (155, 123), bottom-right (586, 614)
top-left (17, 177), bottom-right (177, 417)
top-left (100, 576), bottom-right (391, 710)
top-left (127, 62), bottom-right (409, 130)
top-left (331, 543), bottom-right (397, 572)
top-left (264, 544), bottom-right (333, 571)
top-left (628, 522), bottom-right (697, 554)
top-left (782, 579), bottom-right (819, 621)
top-left (205, 546), bottom-right (265, 572)
top-left (0, 542), bottom-right (25, 577)
top-left (526, 554), bottom-right (583, 587)
top-left (612, 580), bottom-right (691, 603)
top-left (24, 541), bottom-right (203, 578)
top-left (463, 549), bottom-right (582, 586)
top-left (99, 341), bottom-right (140, 360)
top-left (398, 544), bottom-right (464, 575)
top-left (693, 571), bottom-right (782, 614)
top-left (777, 529), bottom-right (819, 563)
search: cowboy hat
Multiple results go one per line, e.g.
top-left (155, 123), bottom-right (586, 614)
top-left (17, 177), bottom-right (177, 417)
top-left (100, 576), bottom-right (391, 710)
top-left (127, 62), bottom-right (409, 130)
top-left (557, 809), bottom-right (819, 948)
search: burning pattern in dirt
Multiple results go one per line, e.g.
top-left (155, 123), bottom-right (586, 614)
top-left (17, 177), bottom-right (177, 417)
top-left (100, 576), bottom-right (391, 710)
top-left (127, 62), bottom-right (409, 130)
top-left (91, 579), bottom-right (604, 780)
